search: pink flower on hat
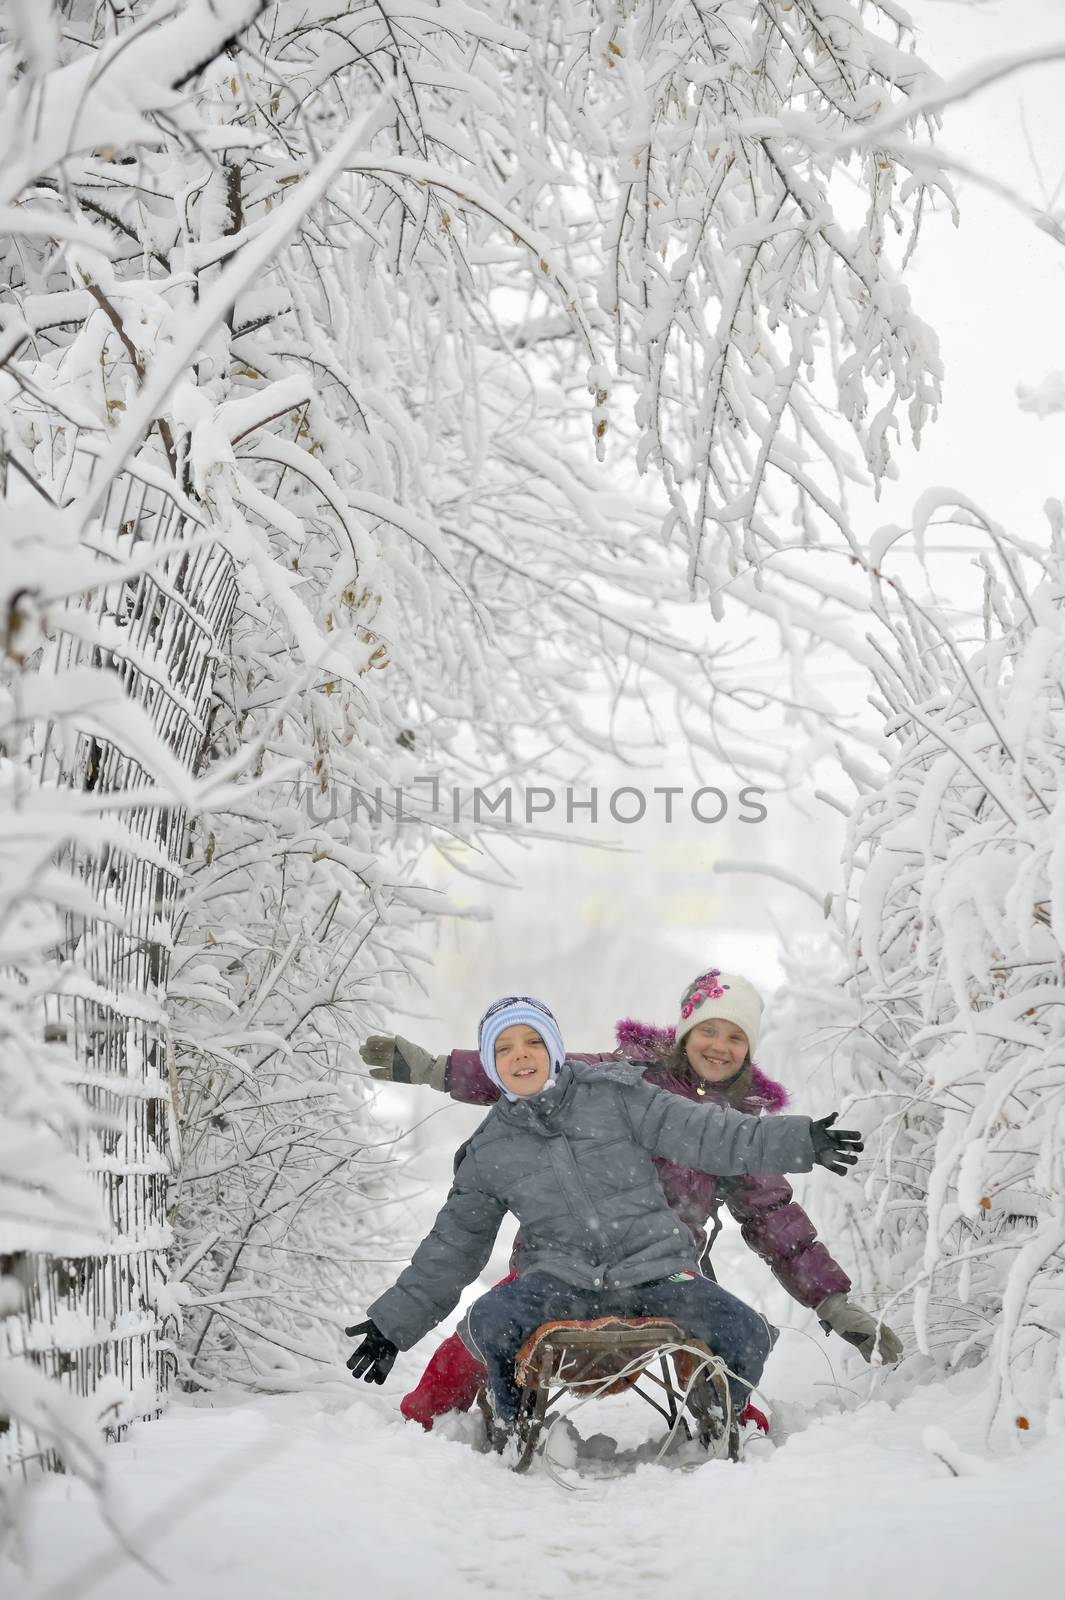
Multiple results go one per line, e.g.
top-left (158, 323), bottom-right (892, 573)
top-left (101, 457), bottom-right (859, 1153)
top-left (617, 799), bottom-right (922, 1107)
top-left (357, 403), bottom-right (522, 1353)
top-left (681, 968), bottom-right (729, 1018)
top-left (676, 968), bottom-right (762, 1054)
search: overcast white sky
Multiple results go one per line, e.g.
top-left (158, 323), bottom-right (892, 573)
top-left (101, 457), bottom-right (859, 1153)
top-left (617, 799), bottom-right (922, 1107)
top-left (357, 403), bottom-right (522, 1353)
top-left (871, 0), bottom-right (1065, 533)
top-left (388, 0), bottom-right (1065, 1073)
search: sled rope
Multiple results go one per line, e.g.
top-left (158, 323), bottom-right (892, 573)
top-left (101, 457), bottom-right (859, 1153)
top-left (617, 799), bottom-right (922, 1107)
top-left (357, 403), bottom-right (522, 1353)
top-left (535, 1339), bottom-right (772, 1490)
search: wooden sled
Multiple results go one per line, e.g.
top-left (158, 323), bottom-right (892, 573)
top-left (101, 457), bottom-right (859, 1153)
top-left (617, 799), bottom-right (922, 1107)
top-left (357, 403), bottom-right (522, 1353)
top-left (479, 1315), bottom-right (737, 1473)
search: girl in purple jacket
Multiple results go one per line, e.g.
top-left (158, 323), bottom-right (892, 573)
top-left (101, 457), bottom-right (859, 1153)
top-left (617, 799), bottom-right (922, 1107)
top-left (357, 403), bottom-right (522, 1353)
top-left (361, 966), bottom-right (901, 1431)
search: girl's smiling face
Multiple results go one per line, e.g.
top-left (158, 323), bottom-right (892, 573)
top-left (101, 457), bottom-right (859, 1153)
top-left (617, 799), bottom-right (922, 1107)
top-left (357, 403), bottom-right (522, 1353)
top-left (494, 1024), bottom-right (551, 1096)
top-left (684, 1018), bottom-right (749, 1083)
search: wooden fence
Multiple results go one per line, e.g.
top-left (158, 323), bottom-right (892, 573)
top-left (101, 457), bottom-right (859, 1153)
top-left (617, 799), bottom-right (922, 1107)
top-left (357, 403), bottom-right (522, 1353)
top-left (2, 458), bottom-right (234, 1474)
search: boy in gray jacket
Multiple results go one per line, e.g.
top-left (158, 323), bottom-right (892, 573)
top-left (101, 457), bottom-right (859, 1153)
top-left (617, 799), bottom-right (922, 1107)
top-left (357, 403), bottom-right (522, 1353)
top-left (346, 995), bottom-right (861, 1437)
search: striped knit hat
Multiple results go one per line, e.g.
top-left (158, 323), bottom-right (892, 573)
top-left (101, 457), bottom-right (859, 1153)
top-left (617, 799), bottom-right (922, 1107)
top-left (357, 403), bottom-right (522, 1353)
top-left (477, 995), bottom-right (566, 1100)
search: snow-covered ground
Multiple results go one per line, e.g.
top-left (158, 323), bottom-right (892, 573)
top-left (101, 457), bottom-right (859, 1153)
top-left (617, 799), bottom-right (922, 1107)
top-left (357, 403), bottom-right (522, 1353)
top-left (7, 1344), bottom-right (1061, 1600)
top-left (7, 1240), bottom-right (1063, 1600)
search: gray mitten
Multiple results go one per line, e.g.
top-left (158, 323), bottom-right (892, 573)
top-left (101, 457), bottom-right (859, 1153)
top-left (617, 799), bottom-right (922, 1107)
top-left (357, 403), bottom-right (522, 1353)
top-left (816, 1293), bottom-right (903, 1365)
top-left (359, 1033), bottom-right (447, 1092)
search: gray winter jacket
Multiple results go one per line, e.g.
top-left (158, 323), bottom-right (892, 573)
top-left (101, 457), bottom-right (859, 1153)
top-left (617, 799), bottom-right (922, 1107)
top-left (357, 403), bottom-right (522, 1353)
top-left (367, 1061), bottom-right (817, 1350)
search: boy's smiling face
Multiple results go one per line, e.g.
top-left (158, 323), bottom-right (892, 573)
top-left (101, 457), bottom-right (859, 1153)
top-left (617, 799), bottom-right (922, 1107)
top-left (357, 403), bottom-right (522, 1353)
top-left (494, 1023), bottom-right (551, 1096)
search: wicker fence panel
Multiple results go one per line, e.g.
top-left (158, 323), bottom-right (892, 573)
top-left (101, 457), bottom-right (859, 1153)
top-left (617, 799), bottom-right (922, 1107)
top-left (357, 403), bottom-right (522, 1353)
top-left (2, 461), bottom-right (235, 1475)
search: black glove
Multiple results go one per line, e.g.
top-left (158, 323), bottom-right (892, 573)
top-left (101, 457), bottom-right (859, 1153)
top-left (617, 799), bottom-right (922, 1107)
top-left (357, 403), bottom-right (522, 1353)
top-left (810, 1113), bottom-right (863, 1175)
top-left (345, 1319), bottom-right (398, 1384)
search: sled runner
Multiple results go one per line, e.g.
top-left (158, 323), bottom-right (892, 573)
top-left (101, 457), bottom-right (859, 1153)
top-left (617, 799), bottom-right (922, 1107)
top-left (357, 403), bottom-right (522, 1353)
top-left (481, 1316), bottom-right (738, 1473)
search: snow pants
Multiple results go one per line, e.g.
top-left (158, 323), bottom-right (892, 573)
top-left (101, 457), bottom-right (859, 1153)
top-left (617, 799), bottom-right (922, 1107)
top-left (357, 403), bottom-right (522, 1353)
top-left (465, 1270), bottom-right (772, 1427)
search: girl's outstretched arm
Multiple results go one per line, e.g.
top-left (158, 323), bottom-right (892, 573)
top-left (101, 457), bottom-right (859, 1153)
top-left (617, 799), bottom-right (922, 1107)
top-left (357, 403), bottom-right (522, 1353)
top-left (362, 1036), bottom-right (622, 1104)
top-left (719, 1174), bottom-right (851, 1308)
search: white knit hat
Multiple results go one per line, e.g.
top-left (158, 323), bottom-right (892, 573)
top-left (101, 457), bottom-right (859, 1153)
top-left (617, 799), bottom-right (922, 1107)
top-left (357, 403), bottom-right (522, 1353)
top-left (675, 969), bottom-right (763, 1054)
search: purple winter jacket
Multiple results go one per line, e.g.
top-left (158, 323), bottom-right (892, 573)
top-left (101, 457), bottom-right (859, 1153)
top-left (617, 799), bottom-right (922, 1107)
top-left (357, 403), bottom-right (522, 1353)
top-left (443, 1019), bottom-right (850, 1311)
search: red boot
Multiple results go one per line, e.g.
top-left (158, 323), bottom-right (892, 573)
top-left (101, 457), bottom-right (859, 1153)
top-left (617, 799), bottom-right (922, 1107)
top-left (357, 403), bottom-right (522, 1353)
top-left (738, 1401), bottom-right (770, 1435)
top-left (400, 1330), bottom-right (486, 1430)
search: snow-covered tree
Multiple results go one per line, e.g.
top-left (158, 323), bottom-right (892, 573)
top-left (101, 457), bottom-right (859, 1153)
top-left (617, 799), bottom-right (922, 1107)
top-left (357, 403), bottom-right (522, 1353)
top-left (763, 498), bottom-right (1065, 1439)
top-left (487, 0), bottom-right (945, 699)
top-left (2, 0), bottom-right (955, 1486)
top-left (0, 0), bottom-right (276, 1494)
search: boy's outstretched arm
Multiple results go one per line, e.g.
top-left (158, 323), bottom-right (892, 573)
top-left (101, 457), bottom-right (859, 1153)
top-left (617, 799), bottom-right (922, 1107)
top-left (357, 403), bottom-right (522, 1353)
top-left (623, 1079), bottom-right (861, 1178)
top-left (351, 1156), bottom-right (507, 1360)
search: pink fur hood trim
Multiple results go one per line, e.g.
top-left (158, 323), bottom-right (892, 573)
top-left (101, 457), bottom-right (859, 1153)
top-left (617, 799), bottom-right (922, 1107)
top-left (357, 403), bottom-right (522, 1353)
top-left (614, 1017), bottom-right (789, 1111)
